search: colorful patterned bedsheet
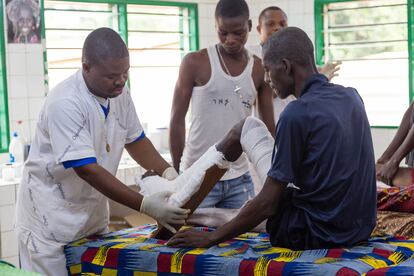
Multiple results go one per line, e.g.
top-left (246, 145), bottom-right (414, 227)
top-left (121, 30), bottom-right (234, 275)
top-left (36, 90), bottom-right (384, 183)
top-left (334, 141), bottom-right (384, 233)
top-left (65, 224), bottom-right (414, 275)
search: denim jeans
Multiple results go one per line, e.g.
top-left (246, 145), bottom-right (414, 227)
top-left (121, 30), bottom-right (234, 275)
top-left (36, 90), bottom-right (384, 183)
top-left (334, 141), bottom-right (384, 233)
top-left (198, 172), bottom-right (255, 209)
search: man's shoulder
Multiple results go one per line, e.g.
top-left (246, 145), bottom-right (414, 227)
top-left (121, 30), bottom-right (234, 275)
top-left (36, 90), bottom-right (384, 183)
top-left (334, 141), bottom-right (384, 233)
top-left (48, 72), bottom-right (80, 98)
top-left (46, 73), bottom-right (86, 111)
top-left (279, 100), bottom-right (308, 122)
top-left (182, 49), bottom-right (209, 66)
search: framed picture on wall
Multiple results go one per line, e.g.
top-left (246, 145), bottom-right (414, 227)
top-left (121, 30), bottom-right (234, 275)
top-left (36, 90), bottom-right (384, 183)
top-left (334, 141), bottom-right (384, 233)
top-left (5, 0), bottom-right (40, 44)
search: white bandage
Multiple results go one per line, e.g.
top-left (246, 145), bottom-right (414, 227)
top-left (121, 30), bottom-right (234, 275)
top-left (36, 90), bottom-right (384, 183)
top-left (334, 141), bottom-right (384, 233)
top-left (168, 145), bottom-right (229, 206)
top-left (240, 117), bottom-right (274, 188)
top-left (136, 145), bottom-right (230, 207)
top-left (162, 167), bottom-right (179, 180)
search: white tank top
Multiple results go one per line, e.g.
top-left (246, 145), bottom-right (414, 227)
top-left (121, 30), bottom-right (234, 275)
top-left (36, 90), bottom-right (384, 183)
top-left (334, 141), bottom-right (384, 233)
top-left (180, 45), bottom-right (257, 180)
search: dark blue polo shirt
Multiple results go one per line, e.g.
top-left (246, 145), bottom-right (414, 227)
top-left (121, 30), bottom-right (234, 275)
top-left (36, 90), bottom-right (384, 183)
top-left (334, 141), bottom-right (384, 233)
top-left (267, 74), bottom-right (376, 250)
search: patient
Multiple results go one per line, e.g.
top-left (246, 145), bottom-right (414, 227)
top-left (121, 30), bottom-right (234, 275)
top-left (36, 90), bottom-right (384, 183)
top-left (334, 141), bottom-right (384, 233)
top-left (167, 27), bottom-right (377, 250)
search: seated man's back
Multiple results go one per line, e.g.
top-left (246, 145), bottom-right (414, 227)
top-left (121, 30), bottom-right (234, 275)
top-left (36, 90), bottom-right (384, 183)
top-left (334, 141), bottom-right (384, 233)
top-left (267, 74), bottom-right (376, 249)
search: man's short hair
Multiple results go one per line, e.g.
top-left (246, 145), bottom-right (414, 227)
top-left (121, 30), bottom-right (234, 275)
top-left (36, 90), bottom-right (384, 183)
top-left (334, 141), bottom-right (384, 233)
top-left (258, 6), bottom-right (286, 24)
top-left (215, 0), bottom-right (249, 20)
top-left (263, 27), bottom-right (315, 67)
top-left (82, 27), bottom-right (129, 66)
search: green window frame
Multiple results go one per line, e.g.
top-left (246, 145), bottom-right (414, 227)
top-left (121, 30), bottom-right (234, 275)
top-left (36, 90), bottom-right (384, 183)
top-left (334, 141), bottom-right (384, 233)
top-left (0, 2), bottom-right (9, 153)
top-left (314, 0), bottom-right (412, 128)
top-left (41, 0), bottom-right (198, 132)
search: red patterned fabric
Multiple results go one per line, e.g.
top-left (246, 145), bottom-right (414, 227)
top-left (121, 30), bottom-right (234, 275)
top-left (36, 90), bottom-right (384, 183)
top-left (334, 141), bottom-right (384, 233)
top-left (377, 185), bottom-right (414, 212)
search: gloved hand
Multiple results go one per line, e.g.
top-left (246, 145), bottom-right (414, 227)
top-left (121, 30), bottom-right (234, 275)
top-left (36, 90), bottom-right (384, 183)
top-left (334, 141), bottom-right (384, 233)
top-left (140, 191), bottom-right (190, 233)
top-left (162, 167), bottom-right (179, 180)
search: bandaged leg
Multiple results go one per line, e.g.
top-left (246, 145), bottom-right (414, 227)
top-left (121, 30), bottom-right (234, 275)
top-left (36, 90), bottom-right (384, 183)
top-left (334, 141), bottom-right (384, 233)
top-left (240, 117), bottom-right (274, 188)
top-left (137, 145), bottom-right (230, 207)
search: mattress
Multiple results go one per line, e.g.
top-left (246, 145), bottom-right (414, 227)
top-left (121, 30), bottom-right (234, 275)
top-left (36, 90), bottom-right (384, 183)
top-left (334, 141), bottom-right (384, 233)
top-left (65, 225), bottom-right (414, 275)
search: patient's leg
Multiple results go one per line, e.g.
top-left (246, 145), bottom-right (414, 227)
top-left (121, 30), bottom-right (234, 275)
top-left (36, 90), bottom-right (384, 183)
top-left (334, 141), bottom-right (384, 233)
top-left (138, 119), bottom-right (246, 206)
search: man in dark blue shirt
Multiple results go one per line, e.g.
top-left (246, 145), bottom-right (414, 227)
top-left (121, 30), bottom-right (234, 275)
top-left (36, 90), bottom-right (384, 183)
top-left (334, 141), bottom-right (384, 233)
top-left (168, 27), bottom-right (376, 250)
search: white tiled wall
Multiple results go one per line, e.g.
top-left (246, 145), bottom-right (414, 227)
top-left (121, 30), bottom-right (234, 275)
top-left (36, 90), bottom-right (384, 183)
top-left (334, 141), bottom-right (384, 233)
top-left (2, 43), bottom-right (46, 163)
top-left (0, 0), bottom-right (397, 161)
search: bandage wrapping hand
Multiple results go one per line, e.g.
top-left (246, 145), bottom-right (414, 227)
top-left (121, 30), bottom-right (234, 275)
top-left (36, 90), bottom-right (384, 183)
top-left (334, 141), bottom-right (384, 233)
top-left (140, 191), bottom-right (190, 233)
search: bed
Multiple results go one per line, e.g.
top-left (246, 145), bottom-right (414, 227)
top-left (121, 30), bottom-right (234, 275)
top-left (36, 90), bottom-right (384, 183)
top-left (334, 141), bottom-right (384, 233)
top-left (65, 224), bottom-right (414, 275)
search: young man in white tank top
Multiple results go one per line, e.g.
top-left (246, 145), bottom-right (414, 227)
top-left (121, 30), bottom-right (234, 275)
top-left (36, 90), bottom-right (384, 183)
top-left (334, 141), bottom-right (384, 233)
top-left (169, 0), bottom-right (275, 209)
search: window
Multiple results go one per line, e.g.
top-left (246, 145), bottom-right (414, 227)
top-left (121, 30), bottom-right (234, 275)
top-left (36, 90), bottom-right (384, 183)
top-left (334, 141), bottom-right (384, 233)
top-left (315, 0), bottom-right (411, 127)
top-left (0, 3), bottom-right (9, 152)
top-left (43, 0), bottom-right (198, 133)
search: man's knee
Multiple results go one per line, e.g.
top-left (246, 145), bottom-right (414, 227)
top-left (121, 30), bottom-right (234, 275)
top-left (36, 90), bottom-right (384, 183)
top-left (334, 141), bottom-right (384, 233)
top-left (216, 119), bottom-right (246, 162)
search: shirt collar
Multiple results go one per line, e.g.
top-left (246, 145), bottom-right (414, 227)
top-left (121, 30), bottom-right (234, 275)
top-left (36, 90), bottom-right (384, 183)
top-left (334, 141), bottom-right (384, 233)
top-left (300, 73), bottom-right (328, 97)
top-left (77, 70), bottom-right (109, 107)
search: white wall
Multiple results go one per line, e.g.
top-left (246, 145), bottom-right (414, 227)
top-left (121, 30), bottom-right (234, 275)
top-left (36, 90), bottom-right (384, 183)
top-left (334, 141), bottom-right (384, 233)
top-left (2, 0), bottom-right (397, 163)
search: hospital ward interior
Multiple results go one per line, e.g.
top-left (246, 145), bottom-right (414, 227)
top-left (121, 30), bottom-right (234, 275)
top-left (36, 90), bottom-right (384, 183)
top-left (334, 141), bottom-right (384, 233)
top-left (1, 0), bottom-right (414, 275)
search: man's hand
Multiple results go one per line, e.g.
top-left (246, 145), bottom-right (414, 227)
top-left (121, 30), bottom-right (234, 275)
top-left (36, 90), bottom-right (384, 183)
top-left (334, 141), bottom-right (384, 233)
top-left (167, 228), bottom-right (214, 248)
top-left (140, 191), bottom-right (190, 233)
top-left (376, 159), bottom-right (399, 186)
top-left (318, 61), bottom-right (341, 81)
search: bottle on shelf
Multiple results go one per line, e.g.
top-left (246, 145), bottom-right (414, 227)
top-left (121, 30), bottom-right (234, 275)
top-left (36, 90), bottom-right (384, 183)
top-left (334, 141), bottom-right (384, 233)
top-left (9, 131), bottom-right (24, 178)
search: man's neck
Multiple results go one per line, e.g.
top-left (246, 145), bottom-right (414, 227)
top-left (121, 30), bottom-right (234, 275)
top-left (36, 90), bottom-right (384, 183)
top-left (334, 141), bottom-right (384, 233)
top-left (218, 44), bottom-right (247, 61)
top-left (293, 68), bottom-right (317, 98)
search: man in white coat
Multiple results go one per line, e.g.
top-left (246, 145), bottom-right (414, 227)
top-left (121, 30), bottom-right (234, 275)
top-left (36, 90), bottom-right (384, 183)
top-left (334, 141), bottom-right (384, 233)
top-left (15, 27), bottom-right (189, 276)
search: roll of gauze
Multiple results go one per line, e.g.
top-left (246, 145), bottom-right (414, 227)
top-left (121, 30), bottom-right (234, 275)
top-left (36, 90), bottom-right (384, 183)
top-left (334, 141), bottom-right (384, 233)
top-left (240, 116), bottom-right (274, 188)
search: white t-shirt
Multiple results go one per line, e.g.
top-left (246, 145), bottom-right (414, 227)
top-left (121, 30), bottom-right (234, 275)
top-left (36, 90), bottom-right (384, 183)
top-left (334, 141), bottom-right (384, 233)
top-left (16, 70), bottom-right (144, 244)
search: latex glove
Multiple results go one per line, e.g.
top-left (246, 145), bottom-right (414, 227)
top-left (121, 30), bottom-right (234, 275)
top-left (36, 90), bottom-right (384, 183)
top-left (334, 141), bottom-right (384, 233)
top-left (162, 167), bottom-right (179, 180)
top-left (140, 191), bottom-right (190, 233)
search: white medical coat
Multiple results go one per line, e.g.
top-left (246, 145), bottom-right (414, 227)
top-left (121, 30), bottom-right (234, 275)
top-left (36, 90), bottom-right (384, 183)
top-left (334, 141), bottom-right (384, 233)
top-left (15, 70), bottom-right (144, 245)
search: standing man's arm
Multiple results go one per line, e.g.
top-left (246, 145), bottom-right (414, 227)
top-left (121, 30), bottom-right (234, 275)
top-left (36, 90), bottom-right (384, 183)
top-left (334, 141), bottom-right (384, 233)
top-left (170, 54), bottom-right (196, 172)
top-left (255, 59), bottom-right (275, 136)
top-left (378, 102), bottom-right (414, 164)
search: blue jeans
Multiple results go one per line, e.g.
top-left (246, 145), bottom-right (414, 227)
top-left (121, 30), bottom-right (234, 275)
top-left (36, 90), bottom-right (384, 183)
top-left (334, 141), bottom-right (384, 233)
top-left (198, 172), bottom-right (255, 209)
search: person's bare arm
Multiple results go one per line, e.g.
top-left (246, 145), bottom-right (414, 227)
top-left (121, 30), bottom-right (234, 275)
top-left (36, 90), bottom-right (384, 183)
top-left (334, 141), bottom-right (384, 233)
top-left (125, 136), bottom-right (170, 175)
top-left (378, 102), bottom-right (414, 164)
top-left (377, 125), bottom-right (414, 184)
top-left (167, 176), bottom-right (286, 247)
top-left (169, 53), bottom-right (196, 172)
top-left (255, 59), bottom-right (276, 137)
top-left (74, 164), bottom-right (143, 210)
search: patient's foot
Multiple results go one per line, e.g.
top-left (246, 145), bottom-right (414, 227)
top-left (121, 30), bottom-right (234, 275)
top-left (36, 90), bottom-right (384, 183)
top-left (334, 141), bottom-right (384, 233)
top-left (393, 167), bottom-right (412, 188)
top-left (216, 119), bottom-right (245, 162)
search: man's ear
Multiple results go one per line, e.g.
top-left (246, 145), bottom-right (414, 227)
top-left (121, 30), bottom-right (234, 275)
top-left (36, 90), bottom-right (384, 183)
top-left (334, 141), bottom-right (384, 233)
top-left (282, 58), bottom-right (292, 75)
top-left (248, 19), bottom-right (252, 32)
top-left (256, 24), bottom-right (261, 34)
top-left (82, 61), bottom-right (90, 73)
